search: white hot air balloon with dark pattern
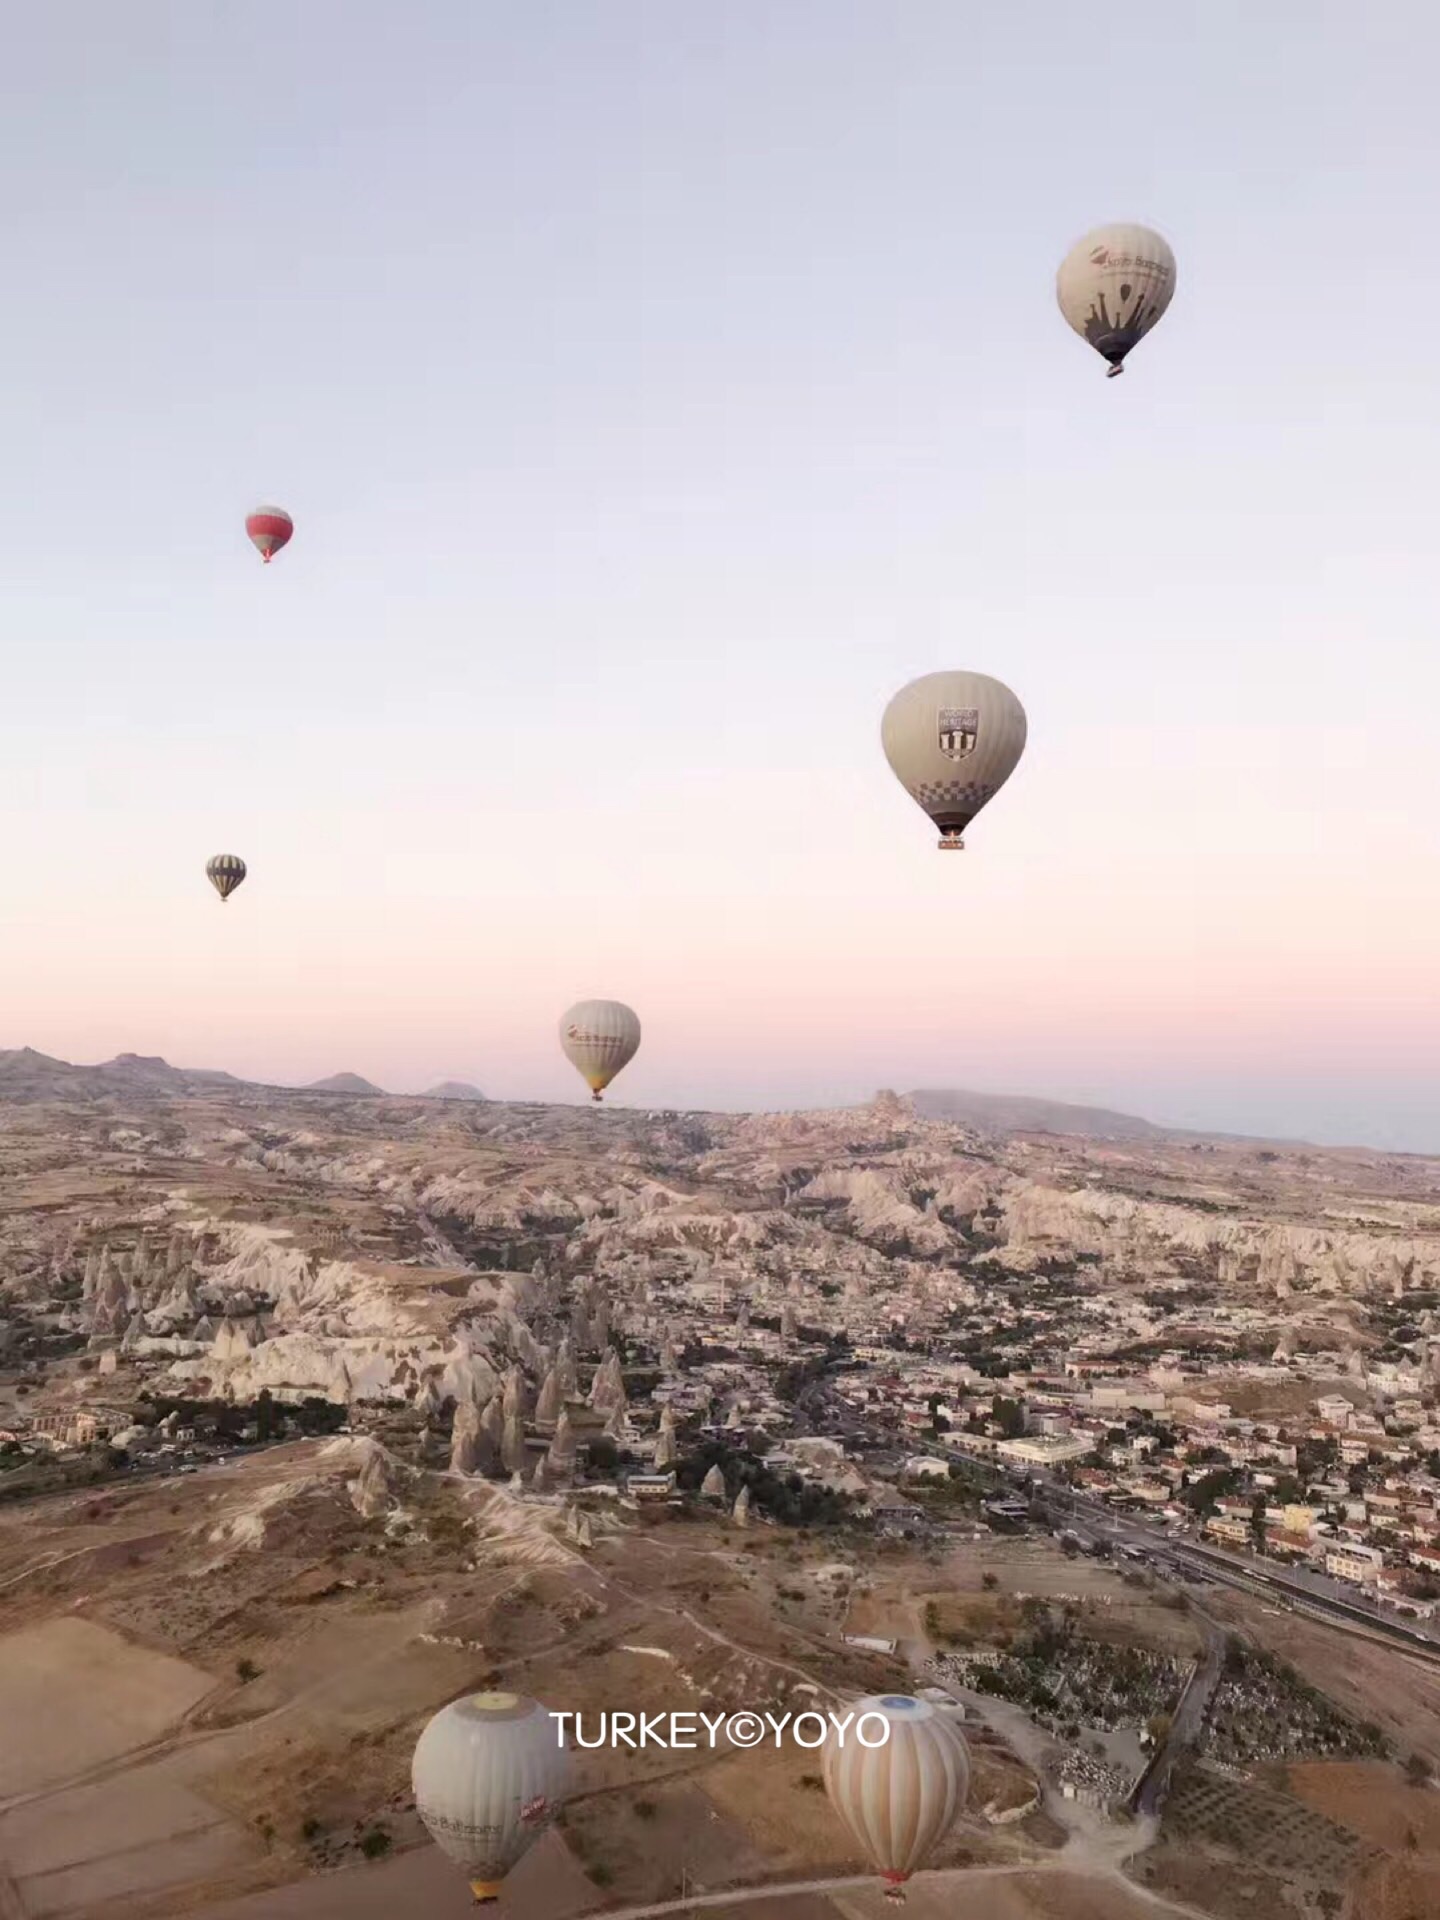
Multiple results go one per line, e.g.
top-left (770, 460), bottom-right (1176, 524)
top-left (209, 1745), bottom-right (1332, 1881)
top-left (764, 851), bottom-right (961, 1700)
top-left (1056, 223), bottom-right (1176, 377)
top-left (559, 1000), bottom-right (641, 1102)
top-left (823, 1693), bottom-right (969, 1902)
top-left (412, 1691), bottom-right (571, 1904)
top-left (205, 854), bottom-right (247, 903)
top-left (245, 504), bottom-right (293, 563)
top-left (881, 672), bottom-right (1026, 850)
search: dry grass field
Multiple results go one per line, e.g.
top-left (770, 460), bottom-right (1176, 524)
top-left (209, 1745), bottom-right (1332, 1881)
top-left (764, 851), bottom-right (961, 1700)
top-left (0, 1619), bottom-right (215, 1795)
top-left (1285, 1761), bottom-right (1440, 1920)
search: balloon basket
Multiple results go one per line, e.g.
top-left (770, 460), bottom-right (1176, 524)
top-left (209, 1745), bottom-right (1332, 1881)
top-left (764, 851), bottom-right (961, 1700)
top-left (937, 832), bottom-right (965, 851)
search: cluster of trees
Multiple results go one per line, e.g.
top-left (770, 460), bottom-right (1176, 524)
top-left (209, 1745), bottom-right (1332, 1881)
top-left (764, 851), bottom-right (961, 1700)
top-left (948, 1607), bottom-right (1177, 1732)
top-left (773, 1332), bottom-right (851, 1404)
top-left (1181, 1467), bottom-right (1241, 1517)
top-left (138, 1390), bottom-right (346, 1442)
top-left (1210, 1641), bottom-right (1385, 1760)
top-left (961, 1394), bottom-right (1025, 1439)
top-left (675, 1441), bottom-right (854, 1528)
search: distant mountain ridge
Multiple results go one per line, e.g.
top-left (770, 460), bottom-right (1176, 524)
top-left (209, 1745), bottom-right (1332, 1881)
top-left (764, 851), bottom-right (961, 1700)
top-left (905, 1086), bottom-right (1309, 1147)
top-left (0, 1049), bottom-right (391, 1105)
top-left (0, 1048), bottom-right (250, 1104)
top-left (0, 1046), bottom-right (1293, 1142)
top-left (907, 1086), bottom-right (1168, 1140)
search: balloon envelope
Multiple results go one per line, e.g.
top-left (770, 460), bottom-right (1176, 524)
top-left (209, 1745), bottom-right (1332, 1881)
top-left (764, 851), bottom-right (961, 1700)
top-left (245, 504), bottom-right (293, 563)
top-left (1056, 223), bottom-right (1175, 374)
top-left (823, 1694), bottom-right (969, 1887)
top-left (205, 854), bottom-right (246, 902)
top-left (559, 1000), bottom-right (641, 1101)
top-left (413, 1692), bottom-right (571, 1902)
top-left (881, 672), bottom-right (1026, 849)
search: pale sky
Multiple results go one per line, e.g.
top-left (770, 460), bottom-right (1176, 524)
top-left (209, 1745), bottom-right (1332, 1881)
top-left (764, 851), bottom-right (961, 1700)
top-left (2, 3), bottom-right (1438, 1149)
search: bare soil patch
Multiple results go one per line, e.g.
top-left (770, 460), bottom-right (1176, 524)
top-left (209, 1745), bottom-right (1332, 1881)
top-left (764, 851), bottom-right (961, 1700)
top-left (0, 1618), bottom-right (215, 1795)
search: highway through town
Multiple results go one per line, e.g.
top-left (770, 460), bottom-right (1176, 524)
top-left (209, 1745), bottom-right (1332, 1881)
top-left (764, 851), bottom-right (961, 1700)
top-left (927, 1438), bottom-right (1440, 1666)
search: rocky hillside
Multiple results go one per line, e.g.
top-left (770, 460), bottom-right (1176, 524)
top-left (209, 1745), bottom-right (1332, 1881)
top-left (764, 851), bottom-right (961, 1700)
top-left (1, 1085), bottom-right (1438, 1420)
top-left (305, 1072), bottom-right (387, 1096)
top-left (909, 1085), bottom-right (1169, 1140)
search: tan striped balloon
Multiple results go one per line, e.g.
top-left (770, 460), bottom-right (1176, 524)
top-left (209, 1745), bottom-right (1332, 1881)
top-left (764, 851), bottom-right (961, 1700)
top-left (205, 853), bottom-right (247, 903)
top-left (558, 1000), bottom-right (641, 1102)
top-left (822, 1694), bottom-right (969, 1892)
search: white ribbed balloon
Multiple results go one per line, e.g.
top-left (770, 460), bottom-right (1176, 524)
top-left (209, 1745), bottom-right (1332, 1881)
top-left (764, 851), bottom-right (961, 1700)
top-left (1056, 223), bottom-right (1175, 375)
top-left (412, 1692), bottom-right (571, 1902)
top-left (881, 671), bottom-right (1027, 849)
top-left (823, 1694), bottom-right (969, 1889)
top-left (559, 1000), bottom-right (641, 1101)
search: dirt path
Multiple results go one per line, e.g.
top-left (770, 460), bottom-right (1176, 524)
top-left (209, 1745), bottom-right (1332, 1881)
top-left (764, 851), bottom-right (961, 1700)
top-left (936, 1684), bottom-right (1156, 1875)
top-left (569, 1857), bottom-right (1219, 1919)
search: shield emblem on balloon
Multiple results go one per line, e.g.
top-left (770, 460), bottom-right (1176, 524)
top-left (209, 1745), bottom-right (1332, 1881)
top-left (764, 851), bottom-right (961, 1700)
top-left (938, 707), bottom-right (979, 761)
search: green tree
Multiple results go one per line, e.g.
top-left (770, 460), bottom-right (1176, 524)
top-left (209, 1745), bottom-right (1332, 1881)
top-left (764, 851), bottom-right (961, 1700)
top-left (1249, 1493), bottom-right (1267, 1551)
top-left (990, 1395), bottom-right (1025, 1440)
top-left (1181, 1468), bottom-right (1238, 1518)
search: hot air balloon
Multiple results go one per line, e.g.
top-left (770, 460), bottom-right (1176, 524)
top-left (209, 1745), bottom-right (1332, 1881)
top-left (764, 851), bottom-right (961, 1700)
top-left (245, 504), bottom-right (293, 563)
top-left (881, 672), bottom-right (1026, 850)
top-left (1056, 223), bottom-right (1175, 377)
top-left (559, 1000), bottom-right (641, 1102)
top-left (823, 1694), bottom-right (969, 1902)
top-left (413, 1691), bottom-right (571, 1904)
top-left (205, 854), bottom-right (247, 902)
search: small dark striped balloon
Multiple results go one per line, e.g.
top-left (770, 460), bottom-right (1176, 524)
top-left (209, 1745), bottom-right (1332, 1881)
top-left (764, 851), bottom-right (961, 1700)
top-left (245, 505), bottom-right (293, 563)
top-left (206, 854), bottom-right (247, 902)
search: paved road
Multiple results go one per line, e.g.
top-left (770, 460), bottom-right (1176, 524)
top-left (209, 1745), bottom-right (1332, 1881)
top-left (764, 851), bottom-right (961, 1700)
top-left (1131, 1613), bottom-right (1225, 1817)
top-left (932, 1444), bottom-right (1440, 1661)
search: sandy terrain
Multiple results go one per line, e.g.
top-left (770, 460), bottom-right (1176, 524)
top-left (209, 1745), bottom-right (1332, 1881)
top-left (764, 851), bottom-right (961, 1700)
top-left (1284, 1762), bottom-right (1440, 1920)
top-left (190, 1831), bottom-right (594, 1919)
top-left (0, 1620), bottom-right (215, 1796)
top-left (190, 1859), bottom-right (1211, 1920)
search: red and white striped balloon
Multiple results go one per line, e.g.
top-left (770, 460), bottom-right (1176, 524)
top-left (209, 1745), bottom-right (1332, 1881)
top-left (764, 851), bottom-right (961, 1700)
top-left (245, 505), bottom-right (293, 564)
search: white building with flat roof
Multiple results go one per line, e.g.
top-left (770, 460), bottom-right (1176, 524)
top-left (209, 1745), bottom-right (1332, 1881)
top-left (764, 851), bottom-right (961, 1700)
top-left (996, 1433), bottom-right (1095, 1468)
top-left (1324, 1542), bottom-right (1384, 1586)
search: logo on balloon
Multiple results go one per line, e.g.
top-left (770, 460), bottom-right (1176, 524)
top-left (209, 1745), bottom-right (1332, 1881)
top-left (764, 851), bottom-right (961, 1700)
top-left (519, 1795), bottom-right (551, 1826)
top-left (938, 708), bottom-right (979, 761)
top-left (1089, 246), bottom-right (1111, 265)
